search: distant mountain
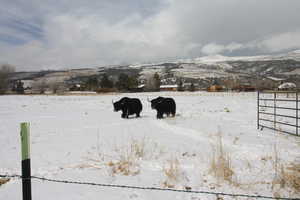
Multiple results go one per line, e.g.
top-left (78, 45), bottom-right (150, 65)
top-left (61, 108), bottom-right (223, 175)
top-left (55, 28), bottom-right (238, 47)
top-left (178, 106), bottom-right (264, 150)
top-left (9, 50), bottom-right (300, 89)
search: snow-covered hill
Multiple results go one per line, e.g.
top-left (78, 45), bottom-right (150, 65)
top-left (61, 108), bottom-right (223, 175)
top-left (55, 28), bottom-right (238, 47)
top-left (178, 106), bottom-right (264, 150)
top-left (9, 50), bottom-right (300, 88)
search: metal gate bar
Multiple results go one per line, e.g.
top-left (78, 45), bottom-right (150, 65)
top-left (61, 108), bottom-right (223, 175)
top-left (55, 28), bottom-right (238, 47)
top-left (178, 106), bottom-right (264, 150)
top-left (257, 90), bottom-right (300, 136)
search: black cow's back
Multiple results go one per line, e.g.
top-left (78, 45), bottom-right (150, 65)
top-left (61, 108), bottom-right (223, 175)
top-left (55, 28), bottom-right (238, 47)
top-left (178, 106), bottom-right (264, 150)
top-left (128, 98), bottom-right (143, 114)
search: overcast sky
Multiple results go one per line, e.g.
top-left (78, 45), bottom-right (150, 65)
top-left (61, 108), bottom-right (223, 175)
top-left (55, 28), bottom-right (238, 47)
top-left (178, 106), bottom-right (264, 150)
top-left (1, 0), bottom-right (300, 71)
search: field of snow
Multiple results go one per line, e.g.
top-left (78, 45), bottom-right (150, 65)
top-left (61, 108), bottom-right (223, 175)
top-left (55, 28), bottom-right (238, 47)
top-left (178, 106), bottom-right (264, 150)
top-left (0, 92), bottom-right (299, 200)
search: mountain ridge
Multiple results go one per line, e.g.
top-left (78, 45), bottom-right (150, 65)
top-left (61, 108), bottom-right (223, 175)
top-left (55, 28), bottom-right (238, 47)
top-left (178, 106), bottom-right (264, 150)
top-left (9, 50), bottom-right (300, 89)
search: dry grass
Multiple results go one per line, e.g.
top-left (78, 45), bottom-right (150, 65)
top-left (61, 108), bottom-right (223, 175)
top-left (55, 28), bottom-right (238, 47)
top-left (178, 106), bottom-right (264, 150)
top-left (90, 136), bottom-right (165, 176)
top-left (274, 164), bottom-right (300, 193)
top-left (271, 144), bottom-right (300, 195)
top-left (107, 137), bottom-right (159, 176)
top-left (107, 159), bottom-right (140, 176)
top-left (106, 147), bottom-right (141, 176)
top-left (107, 139), bottom-right (145, 176)
top-left (0, 178), bottom-right (10, 186)
top-left (162, 158), bottom-right (183, 188)
top-left (129, 138), bottom-right (147, 158)
top-left (209, 133), bottom-right (235, 184)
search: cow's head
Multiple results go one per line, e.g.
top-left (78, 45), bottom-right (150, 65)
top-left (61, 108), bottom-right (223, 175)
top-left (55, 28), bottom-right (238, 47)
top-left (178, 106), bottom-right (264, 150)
top-left (113, 97), bottom-right (130, 112)
top-left (150, 96), bottom-right (164, 109)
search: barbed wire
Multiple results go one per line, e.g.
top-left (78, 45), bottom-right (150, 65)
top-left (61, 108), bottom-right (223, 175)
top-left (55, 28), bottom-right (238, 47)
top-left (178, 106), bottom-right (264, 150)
top-left (1, 174), bottom-right (299, 200)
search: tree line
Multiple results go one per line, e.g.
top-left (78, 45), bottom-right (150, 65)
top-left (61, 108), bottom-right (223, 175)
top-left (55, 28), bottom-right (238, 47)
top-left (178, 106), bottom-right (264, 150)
top-left (0, 64), bottom-right (164, 94)
top-left (83, 72), bottom-right (162, 92)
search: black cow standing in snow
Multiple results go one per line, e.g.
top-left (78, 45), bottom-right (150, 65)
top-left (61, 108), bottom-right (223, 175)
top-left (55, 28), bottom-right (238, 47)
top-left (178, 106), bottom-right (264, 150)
top-left (113, 97), bottom-right (143, 118)
top-left (149, 96), bottom-right (176, 119)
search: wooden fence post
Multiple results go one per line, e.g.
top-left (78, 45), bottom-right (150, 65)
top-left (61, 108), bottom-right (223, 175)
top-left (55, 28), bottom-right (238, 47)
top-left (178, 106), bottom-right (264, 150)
top-left (20, 122), bottom-right (32, 200)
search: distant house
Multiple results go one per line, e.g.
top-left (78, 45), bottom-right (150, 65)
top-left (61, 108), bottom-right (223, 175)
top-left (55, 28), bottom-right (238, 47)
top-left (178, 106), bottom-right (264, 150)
top-left (260, 77), bottom-right (286, 90)
top-left (69, 84), bottom-right (83, 91)
top-left (21, 80), bottom-right (34, 90)
top-left (160, 84), bottom-right (178, 91)
top-left (278, 82), bottom-right (297, 90)
top-left (207, 85), bottom-right (223, 92)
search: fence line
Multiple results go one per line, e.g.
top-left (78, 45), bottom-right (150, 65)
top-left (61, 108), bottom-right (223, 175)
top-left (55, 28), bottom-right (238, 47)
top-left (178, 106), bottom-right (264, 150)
top-left (1, 174), bottom-right (299, 200)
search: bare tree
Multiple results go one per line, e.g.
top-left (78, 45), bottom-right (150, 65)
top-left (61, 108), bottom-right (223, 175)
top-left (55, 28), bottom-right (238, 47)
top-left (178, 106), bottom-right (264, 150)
top-left (32, 79), bottom-right (48, 94)
top-left (145, 72), bottom-right (161, 91)
top-left (49, 81), bottom-right (67, 94)
top-left (0, 64), bottom-right (15, 94)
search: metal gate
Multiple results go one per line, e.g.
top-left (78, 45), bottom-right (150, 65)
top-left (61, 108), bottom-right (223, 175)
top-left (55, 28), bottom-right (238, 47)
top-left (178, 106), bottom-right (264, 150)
top-left (257, 90), bottom-right (300, 136)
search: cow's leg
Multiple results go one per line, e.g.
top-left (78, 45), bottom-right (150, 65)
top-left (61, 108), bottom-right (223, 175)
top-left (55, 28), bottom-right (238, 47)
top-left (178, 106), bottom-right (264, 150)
top-left (121, 112), bottom-right (126, 118)
top-left (157, 111), bottom-right (163, 119)
top-left (171, 111), bottom-right (176, 117)
top-left (136, 111), bottom-right (140, 118)
top-left (126, 109), bottom-right (129, 118)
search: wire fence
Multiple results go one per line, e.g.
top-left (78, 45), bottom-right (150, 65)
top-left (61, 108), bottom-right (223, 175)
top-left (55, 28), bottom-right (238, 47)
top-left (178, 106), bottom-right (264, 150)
top-left (1, 174), bottom-right (299, 200)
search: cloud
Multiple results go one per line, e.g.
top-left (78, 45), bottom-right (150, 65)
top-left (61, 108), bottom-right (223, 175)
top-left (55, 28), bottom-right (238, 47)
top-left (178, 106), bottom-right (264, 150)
top-left (1, 0), bottom-right (300, 71)
top-left (260, 30), bottom-right (300, 52)
top-left (201, 30), bottom-right (300, 55)
top-left (201, 42), bottom-right (244, 55)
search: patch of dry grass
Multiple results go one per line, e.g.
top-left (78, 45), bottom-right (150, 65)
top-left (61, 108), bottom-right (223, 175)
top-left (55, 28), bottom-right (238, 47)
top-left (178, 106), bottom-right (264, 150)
top-left (107, 159), bottom-right (140, 176)
top-left (162, 158), bottom-right (184, 188)
top-left (0, 178), bottom-right (10, 186)
top-left (271, 145), bottom-right (300, 195)
top-left (89, 136), bottom-right (165, 176)
top-left (106, 137), bottom-right (164, 176)
top-left (209, 133), bottom-right (235, 185)
top-left (107, 138), bottom-right (145, 176)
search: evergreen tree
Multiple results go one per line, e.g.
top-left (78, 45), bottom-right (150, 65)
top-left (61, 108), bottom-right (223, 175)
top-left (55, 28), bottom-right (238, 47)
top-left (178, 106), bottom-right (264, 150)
top-left (116, 73), bottom-right (130, 91)
top-left (85, 76), bottom-right (99, 91)
top-left (189, 82), bottom-right (195, 92)
top-left (100, 74), bottom-right (114, 88)
top-left (177, 79), bottom-right (184, 91)
top-left (15, 80), bottom-right (24, 94)
top-left (128, 76), bottom-right (138, 89)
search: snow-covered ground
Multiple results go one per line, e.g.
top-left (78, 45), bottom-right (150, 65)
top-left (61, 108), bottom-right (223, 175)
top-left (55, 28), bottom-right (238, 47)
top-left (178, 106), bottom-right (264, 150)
top-left (0, 92), bottom-right (299, 200)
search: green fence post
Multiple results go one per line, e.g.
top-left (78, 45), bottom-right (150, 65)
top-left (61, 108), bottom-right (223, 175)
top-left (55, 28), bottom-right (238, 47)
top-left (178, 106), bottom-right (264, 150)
top-left (20, 122), bottom-right (32, 200)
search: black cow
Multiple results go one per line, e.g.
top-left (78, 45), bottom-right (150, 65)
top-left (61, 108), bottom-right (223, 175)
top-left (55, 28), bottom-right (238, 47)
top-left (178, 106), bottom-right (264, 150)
top-left (113, 97), bottom-right (143, 118)
top-left (150, 96), bottom-right (176, 119)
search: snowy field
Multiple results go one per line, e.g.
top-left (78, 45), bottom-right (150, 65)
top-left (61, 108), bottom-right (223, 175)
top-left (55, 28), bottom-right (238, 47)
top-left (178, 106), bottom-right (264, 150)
top-left (0, 92), bottom-right (299, 200)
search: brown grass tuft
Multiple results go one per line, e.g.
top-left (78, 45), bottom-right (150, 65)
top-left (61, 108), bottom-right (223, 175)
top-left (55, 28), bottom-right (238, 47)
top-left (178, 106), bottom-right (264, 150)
top-left (107, 160), bottom-right (140, 176)
top-left (271, 144), bottom-right (300, 195)
top-left (162, 158), bottom-right (185, 188)
top-left (0, 178), bottom-right (10, 186)
top-left (106, 138), bottom-right (150, 176)
top-left (209, 133), bottom-right (235, 184)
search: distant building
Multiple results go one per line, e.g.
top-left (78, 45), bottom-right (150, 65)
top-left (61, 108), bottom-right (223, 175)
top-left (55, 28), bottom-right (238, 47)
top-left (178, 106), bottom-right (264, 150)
top-left (160, 84), bottom-right (178, 91)
top-left (21, 80), bottom-right (34, 90)
top-left (278, 82), bottom-right (297, 90)
top-left (207, 85), bottom-right (224, 92)
top-left (69, 84), bottom-right (83, 91)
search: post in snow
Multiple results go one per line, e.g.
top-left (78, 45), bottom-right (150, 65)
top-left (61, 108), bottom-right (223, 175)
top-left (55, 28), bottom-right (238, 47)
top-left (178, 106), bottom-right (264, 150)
top-left (20, 122), bottom-right (32, 200)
